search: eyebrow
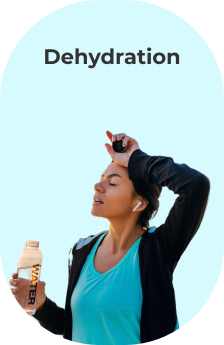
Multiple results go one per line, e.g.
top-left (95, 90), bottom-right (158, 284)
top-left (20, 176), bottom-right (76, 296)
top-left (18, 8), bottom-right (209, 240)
top-left (101, 173), bottom-right (122, 179)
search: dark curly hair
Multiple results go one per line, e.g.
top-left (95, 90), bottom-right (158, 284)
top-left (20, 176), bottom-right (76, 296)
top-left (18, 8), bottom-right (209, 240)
top-left (132, 179), bottom-right (162, 230)
top-left (111, 160), bottom-right (162, 230)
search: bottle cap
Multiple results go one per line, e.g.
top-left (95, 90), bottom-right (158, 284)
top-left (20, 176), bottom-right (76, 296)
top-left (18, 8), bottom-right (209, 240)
top-left (25, 241), bottom-right (39, 248)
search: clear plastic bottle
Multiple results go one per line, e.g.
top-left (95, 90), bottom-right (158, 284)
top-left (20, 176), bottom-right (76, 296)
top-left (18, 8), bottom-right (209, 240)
top-left (16, 241), bottom-right (43, 316)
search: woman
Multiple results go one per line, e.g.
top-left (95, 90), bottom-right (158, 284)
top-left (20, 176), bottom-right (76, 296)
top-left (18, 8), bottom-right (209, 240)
top-left (10, 131), bottom-right (210, 344)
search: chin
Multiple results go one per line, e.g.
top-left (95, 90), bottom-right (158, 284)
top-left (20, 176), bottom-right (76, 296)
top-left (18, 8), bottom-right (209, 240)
top-left (91, 209), bottom-right (100, 217)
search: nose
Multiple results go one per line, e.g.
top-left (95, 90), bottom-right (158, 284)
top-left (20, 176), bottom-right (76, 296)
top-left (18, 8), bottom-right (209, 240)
top-left (94, 181), bottom-right (102, 192)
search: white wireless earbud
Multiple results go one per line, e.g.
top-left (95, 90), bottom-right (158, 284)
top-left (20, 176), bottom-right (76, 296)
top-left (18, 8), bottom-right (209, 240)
top-left (132, 200), bottom-right (142, 212)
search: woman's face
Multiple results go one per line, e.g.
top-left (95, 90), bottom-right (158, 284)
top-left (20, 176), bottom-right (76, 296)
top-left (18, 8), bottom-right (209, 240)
top-left (91, 161), bottom-right (138, 220)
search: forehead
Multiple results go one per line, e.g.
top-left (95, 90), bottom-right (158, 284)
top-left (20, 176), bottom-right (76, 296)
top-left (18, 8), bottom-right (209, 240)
top-left (101, 162), bottom-right (128, 179)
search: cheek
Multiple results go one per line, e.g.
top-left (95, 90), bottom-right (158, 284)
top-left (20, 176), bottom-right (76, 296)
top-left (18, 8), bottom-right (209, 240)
top-left (107, 189), bottom-right (131, 209)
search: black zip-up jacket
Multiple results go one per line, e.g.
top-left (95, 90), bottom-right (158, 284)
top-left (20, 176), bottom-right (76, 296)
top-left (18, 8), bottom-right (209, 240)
top-left (33, 149), bottom-right (210, 343)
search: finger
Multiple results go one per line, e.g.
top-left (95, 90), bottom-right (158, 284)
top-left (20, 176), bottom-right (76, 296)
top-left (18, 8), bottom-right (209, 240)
top-left (37, 281), bottom-right (46, 290)
top-left (11, 287), bottom-right (17, 295)
top-left (106, 131), bottom-right (118, 143)
top-left (117, 133), bottom-right (126, 141)
top-left (9, 279), bottom-right (18, 287)
top-left (112, 134), bottom-right (117, 142)
top-left (122, 136), bottom-right (130, 147)
top-left (104, 143), bottom-right (116, 160)
top-left (106, 131), bottom-right (113, 142)
top-left (12, 273), bottom-right (18, 279)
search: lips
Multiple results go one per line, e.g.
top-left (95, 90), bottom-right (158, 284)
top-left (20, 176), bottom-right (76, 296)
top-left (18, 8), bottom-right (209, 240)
top-left (93, 201), bottom-right (103, 205)
top-left (93, 196), bottom-right (104, 204)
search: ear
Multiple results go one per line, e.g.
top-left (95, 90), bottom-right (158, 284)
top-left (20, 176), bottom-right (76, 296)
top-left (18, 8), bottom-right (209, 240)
top-left (141, 198), bottom-right (149, 210)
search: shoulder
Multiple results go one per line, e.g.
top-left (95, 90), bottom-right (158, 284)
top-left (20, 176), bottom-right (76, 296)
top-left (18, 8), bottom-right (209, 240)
top-left (68, 230), bottom-right (108, 257)
top-left (76, 230), bottom-right (108, 250)
top-left (69, 227), bottom-right (156, 257)
top-left (148, 226), bottom-right (157, 233)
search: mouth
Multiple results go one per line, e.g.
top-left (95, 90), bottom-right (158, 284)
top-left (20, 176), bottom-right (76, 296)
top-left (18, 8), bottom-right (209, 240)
top-left (93, 201), bottom-right (103, 205)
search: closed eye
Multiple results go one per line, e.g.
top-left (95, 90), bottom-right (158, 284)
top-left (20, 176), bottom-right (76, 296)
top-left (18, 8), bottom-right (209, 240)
top-left (100, 179), bottom-right (116, 186)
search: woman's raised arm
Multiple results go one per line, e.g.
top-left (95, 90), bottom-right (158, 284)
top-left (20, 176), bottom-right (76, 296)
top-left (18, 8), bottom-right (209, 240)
top-left (127, 149), bottom-right (210, 275)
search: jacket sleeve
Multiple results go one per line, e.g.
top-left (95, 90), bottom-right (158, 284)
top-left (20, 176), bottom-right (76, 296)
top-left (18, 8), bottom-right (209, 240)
top-left (128, 149), bottom-right (210, 275)
top-left (32, 296), bottom-right (65, 335)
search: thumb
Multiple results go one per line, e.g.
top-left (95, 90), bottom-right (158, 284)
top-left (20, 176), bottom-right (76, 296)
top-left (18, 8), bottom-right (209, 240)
top-left (38, 281), bottom-right (46, 290)
top-left (105, 143), bottom-right (116, 160)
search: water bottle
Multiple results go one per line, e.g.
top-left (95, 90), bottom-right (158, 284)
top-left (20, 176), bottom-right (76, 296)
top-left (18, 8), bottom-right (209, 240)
top-left (16, 241), bottom-right (43, 316)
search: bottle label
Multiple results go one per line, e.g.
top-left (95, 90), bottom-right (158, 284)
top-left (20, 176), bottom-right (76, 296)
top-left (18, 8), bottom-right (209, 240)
top-left (17, 263), bottom-right (41, 309)
top-left (28, 264), bottom-right (41, 305)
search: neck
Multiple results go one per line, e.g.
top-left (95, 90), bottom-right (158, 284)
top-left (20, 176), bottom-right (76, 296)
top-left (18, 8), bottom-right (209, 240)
top-left (104, 220), bottom-right (146, 254)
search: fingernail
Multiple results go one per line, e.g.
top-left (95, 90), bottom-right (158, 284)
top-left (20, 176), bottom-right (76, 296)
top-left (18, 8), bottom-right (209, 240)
top-left (12, 289), bottom-right (16, 293)
top-left (122, 142), bottom-right (125, 146)
top-left (12, 280), bottom-right (17, 286)
top-left (117, 136), bottom-right (120, 139)
top-left (112, 136), bottom-right (115, 141)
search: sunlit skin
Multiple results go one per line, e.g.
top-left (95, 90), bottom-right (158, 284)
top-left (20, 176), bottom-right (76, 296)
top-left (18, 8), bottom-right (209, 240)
top-left (9, 131), bottom-right (148, 306)
top-left (91, 131), bottom-right (149, 255)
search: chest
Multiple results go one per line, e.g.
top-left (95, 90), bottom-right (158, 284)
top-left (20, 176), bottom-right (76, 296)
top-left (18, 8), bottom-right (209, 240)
top-left (94, 245), bottom-right (130, 274)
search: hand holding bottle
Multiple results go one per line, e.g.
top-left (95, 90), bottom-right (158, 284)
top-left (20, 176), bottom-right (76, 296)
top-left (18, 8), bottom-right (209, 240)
top-left (9, 273), bottom-right (47, 311)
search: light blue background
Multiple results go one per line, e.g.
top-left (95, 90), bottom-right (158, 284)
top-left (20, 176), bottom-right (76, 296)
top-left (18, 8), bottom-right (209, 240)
top-left (0, 0), bottom-right (223, 339)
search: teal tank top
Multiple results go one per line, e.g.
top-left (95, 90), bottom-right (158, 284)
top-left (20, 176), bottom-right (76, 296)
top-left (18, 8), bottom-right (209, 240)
top-left (71, 229), bottom-right (179, 344)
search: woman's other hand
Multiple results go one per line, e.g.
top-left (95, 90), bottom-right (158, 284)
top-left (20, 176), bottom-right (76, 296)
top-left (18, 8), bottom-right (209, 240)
top-left (105, 131), bottom-right (140, 168)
